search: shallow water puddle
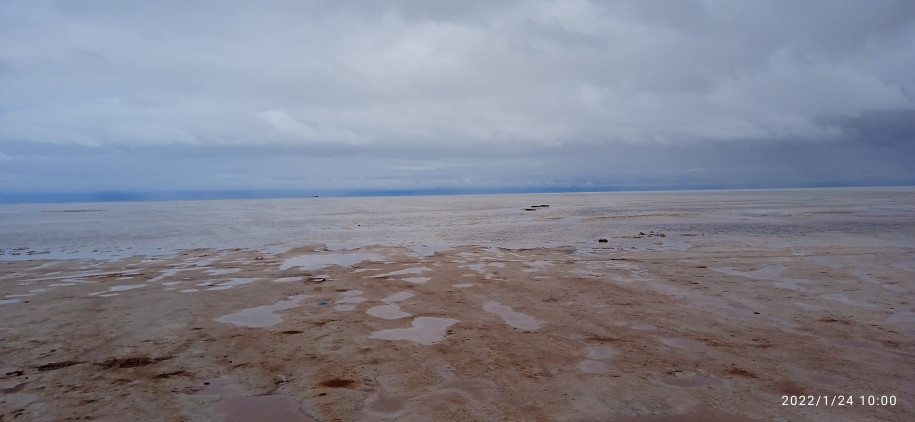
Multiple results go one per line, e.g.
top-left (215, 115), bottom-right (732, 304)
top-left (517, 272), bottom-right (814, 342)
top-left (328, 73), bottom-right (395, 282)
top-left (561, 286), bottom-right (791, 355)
top-left (403, 277), bottom-right (430, 284)
top-left (452, 283), bottom-right (474, 288)
top-left (204, 268), bottom-right (241, 276)
top-left (364, 390), bottom-right (411, 417)
top-left (483, 301), bottom-right (543, 330)
top-left (0, 299), bottom-right (19, 305)
top-left (710, 265), bottom-right (810, 291)
top-left (216, 295), bottom-right (311, 327)
top-left (89, 284), bottom-right (146, 296)
top-left (274, 277), bottom-right (301, 283)
top-left (280, 253), bottom-right (382, 270)
top-left (206, 278), bottom-right (261, 290)
top-left (381, 291), bottom-right (414, 303)
top-left (370, 317), bottom-right (457, 344)
top-left (367, 304), bottom-right (411, 320)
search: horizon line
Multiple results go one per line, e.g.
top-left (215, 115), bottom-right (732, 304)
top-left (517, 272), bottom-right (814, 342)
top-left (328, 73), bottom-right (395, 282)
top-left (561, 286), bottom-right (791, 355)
top-left (3, 183), bottom-right (914, 205)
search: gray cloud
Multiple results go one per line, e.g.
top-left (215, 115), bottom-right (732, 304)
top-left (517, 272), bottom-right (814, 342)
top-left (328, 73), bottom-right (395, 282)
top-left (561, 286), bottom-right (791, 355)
top-left (1, 0), bottom-right (914, 199)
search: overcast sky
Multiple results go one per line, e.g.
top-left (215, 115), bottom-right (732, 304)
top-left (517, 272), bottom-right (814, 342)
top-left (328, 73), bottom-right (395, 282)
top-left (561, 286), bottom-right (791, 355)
top-left (2, 0), bottom-right (914, 201)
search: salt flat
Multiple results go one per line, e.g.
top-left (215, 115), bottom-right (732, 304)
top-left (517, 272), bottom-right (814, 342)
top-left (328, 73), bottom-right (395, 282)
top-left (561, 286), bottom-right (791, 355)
top-left (1, 188), bottom-right (913, 421)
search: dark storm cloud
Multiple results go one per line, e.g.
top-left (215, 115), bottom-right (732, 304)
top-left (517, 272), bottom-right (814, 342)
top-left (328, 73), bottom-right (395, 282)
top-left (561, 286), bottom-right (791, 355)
top-left (1, 0), bottom-right (913, 198)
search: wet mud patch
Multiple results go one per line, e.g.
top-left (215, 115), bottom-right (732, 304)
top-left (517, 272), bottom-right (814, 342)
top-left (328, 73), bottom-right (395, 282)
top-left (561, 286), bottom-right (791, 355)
top-left (154, 370), bottom-right (190, 379)
top-left (97, 356), bottom-right (172, 369)
top-left (36, 360), bottom-right (84, 371)
top-left (319, 378), bottom-right (355, 388)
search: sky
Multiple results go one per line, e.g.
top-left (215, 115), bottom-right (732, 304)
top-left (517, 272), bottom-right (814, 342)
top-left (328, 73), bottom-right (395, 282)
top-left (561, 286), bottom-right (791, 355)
top-left (1, 0), bottom-right (914, 202)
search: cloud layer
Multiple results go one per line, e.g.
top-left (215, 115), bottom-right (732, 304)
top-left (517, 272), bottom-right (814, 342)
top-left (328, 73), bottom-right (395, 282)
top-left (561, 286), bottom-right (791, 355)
top-left (2, 0), bottom-right (914, 198)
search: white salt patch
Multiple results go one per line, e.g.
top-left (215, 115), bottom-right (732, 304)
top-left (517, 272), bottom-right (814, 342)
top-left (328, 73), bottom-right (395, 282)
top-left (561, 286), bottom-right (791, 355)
top-left (216, 278), bottom-right (260, 287)
top-left (335, 304), bottom-right (356, 311)
top-left (370, 317), bottom-right (457, 345)
top-left (452, 283), bottom-right (474, 288)
top-left (0, 299), bottom-right (19, 305)
top-left (117, 277), bottom-right (134, 280)
top-left (354, 268), bottom-right (381, 273)
top-left (208, 286), bottom-right (235, 291)
top-left (280, 253), bottom-right (382, 270)
top-left (411, 244), bottom-right (450, 257)
top-left (367, 304), bottom-right (411, 320)
top-left (403, 277), bottom-right (430, 284)
top-left (578, 360), bottom-right (607, 373)
top-left (49, 283), bottom-right (76, 287)
top-left (523, 260), bottom-right (554, 272)
top-left (180, 289), bottom-right (199, 293)
top-left (29, 288), bottom-right (49, 293)
top-left (373, 267), bottom-right (429, 278)
top-left (5, 294), bottom-right (35, 298)
top-left (274, 277), bottom-right (301, 283)
top-left (587, 346), bottom-right (615, 359)
top-left (196, 282), bottom-right (213, 287)
top-left (162, 281), bottom-right (181, 286)
top-left (822, 294), bottom-right (871, 307)
top-left (216, 295), bottom-right (311, 327)
top-left (381, 292), bottom-right (414, 303)
top-left (204, 268), bottom-right (241, 276)
top-left (148, 267), bottom-right (185, 283)
top-left (483, 302), bottom-right (543, 330)
top-left (100, 293), bottom-right (118, 297)
top-left (110, 284), bottom-right (145, 291)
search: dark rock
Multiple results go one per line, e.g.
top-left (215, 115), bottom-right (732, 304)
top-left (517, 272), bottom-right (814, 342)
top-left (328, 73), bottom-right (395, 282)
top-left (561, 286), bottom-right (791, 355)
top-left (598, 238), bottom-right (608, 243)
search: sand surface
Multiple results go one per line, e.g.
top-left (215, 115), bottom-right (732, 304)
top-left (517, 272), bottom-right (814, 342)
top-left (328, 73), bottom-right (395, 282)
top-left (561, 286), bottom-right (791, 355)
top-left (1, 191), bottom-right (914, 421)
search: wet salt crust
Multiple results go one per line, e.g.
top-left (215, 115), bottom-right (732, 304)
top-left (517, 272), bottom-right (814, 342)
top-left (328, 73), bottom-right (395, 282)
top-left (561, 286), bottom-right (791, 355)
top-left (1, 188), bottom-right (913, 421)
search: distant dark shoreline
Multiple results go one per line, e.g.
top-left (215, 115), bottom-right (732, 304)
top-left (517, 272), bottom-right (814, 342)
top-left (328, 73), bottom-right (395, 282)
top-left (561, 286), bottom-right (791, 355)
top-left (2, 184), bottom-right (912, 205)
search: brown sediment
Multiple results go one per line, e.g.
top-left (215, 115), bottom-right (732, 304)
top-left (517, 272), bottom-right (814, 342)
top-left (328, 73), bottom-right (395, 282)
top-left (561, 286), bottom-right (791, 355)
top-left (0, 241), bottom-right (912, 421)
